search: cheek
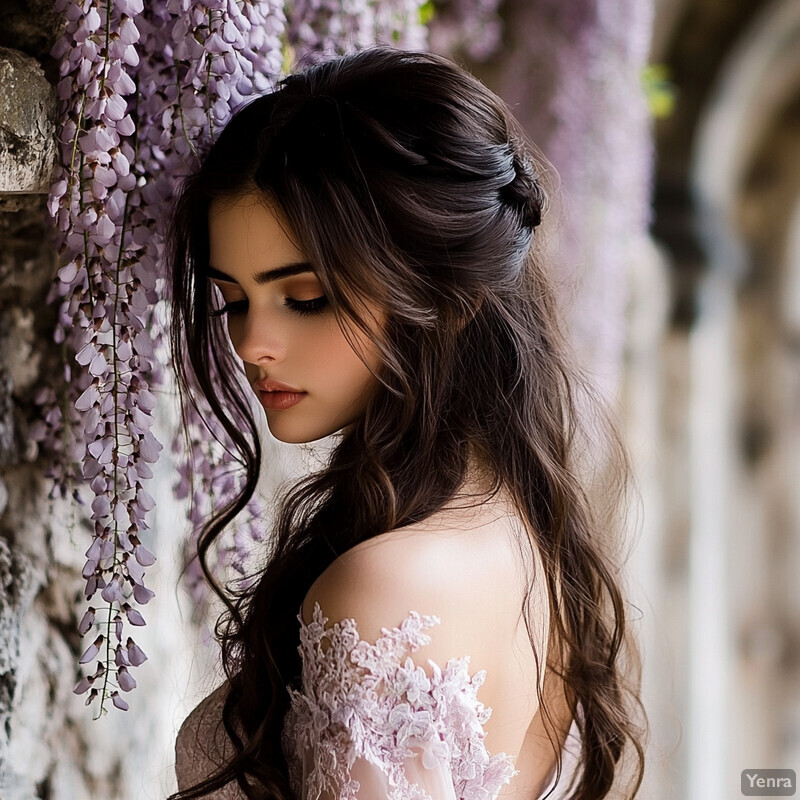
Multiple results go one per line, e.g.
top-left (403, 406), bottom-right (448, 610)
top-left (315, 322), bottom-right (379, 392)
top-left (337, 333), bottom-right (382, 396)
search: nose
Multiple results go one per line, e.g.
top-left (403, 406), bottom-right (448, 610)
top-left (229, 312), bottom-right (285, 366)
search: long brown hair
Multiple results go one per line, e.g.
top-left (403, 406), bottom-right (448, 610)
top-left (168, 46), bottom-right (647, 800)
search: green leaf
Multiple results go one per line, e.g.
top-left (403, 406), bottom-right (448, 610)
top-left (419, 1), bottom-right (436, 26)
top-left (282, 41), bottom-right (296, 76)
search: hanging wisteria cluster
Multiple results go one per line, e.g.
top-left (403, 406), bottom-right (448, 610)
top-left (427, 0), bottom-right (502, 61)
top-left (133, 0), bottom-right (286, 620)
top-left (42, 0), bottom-right (288, 717)
top-left (172, 405), bottom-right (269, 623)
top-left (287, 0), bottom-right (428, 61)
top-left (41, 0), bottom-right (483, 716)
top-left (43, 0), bottom-right (160, 716)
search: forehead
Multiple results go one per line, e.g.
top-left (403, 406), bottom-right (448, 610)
top-left (207, 192), bottom-right (306, 271)
top-left (208, 192), bottom-right (289, 238)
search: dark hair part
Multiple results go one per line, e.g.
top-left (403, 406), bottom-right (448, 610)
top-left (168, 46), bottom-right (647, 800)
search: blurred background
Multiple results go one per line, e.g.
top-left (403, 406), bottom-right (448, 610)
top-left (0, 0), bottom-right (798, 798)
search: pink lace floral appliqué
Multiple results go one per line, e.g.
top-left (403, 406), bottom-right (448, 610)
top-left (280, 601), bottom-right (519, 800)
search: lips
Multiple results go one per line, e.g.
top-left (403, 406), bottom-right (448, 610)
top-left (255, 379), bottom-right (305, 394)
top-left (254, 380), bottom-right (307, 412)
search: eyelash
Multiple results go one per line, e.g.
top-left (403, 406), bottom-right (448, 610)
top-left (210, 296), bottom-right (329, 318)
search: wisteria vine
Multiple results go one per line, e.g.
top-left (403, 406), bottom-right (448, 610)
top-left (42, 0), bottom-right (160, 716)
top-left (40, 0), bottom-right (487, 716)
top-left (134, 0), bottom-right (287, 620)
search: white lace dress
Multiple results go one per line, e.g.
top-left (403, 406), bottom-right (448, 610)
top-left (175, 602), bottom-right (581, 800)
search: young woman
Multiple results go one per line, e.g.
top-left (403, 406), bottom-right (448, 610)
top-left (169, 47), bottom-right (646, 800)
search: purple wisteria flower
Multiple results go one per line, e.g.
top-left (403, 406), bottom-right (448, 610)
top-left (45, 0), bottom-right (162, 717)
top-left (44, 0), bottom-right (290, 715)
top-left (133, 0), bottom-right (284, 619)
top-left (427, 0), bottom-right (502, 61)
top-left (286, 0), bottom-right (428, 63)
top-left (172, 395), bottom-right (267, 622)
top-left (43, 0), bottom-right (436, 717)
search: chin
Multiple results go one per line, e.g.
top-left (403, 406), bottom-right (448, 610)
top-left (268, 428), bottom-right (316, 445)
top-left (266, 420), bottom-right (345, 445)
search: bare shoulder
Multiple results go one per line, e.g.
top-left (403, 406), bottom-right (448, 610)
top-left (301, 525), bottom-right (455, 625)
top-left (300, 496), bottom-right (531, 673)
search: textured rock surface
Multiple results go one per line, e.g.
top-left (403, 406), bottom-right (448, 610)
top-left (0, 0), bottom-right (63, 61)
top-left (0, 536), bottom-right (38, 774)
top-left (0, 47), bottom-right (57, 201)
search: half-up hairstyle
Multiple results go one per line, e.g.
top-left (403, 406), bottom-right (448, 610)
top-left (168, 46), bottom-right (647, 800)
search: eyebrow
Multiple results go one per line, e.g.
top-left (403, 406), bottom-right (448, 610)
top-left (207, 262), bottom-right (316, 285)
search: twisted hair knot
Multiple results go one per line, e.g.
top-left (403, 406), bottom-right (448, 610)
top-left (500, 149), bottom-right (544, 231)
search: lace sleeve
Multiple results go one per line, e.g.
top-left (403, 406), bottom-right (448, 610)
top-left (279, 601), bottom-right (519, 800)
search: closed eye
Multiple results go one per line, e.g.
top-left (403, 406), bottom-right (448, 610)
top-left (285, 296), bottom-right (329, 316)
top-left (210, 296), bottom-right (329, 318)
top-left (210, 299), bottom-right (248, 317)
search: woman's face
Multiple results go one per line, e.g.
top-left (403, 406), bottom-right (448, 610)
top-left (207, 192), bottom-right (384, 444)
